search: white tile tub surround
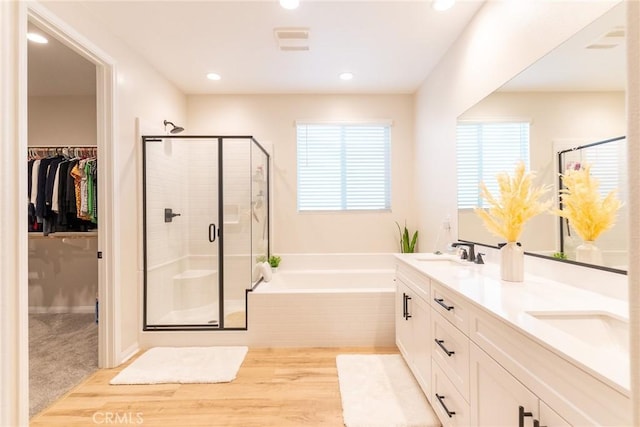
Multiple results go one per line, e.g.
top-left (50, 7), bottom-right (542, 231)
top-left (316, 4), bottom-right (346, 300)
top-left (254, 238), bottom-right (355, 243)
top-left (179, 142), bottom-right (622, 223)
top-left (259, 270), bottom-right (394, 291)
top-left (249, 253), bottom-right (396, 347)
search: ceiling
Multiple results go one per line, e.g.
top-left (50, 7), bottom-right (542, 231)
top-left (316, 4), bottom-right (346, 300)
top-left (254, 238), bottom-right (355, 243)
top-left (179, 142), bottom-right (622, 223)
top-left (500, 2), bottom-right (626, 92)
top-left (28, 0), bottom-right (485, 96)
top-left (28, 22), bottom-right (96, 96)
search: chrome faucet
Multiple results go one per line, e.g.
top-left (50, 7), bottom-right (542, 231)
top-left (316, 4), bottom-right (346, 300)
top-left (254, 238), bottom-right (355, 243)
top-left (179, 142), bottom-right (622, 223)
top-left (451, 242), bottom-right (475, 263)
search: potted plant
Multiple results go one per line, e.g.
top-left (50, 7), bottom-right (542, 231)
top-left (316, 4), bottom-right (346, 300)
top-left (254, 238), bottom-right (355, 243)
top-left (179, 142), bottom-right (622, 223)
top-left (395, 221), bottom-right (418, 253)
top-left (553, 163), bottom-right (622, 265)
top-left (474, 162), bottom-right (551, 281)
top-left (268, 255), bottom-right (281, 272)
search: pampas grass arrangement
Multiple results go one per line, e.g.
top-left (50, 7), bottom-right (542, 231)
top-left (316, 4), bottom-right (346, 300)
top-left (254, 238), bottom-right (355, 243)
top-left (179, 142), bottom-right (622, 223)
top-left (474, 162), bottom-right (551, 242)
top-left (554, 164), bottom-right (622, 242)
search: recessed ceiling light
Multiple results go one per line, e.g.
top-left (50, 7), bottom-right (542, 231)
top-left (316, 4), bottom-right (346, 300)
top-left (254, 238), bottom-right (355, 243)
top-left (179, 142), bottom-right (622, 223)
top-left (206, 73), bottom-right (221, 81)
top-left (280, 0), bottom-right (299, 10)
top-left (339, 72), bottom-right (354, 81)
top-left (432, 0), bottom-right (455, 11)
top-left (27, 33), bottom-right (48, 44)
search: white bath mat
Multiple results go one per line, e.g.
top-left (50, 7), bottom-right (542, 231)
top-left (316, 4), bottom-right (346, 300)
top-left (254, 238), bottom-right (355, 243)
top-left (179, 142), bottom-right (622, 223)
top-left (337, 354), bottom-right (440, 427)
top-left (110, 346), bottom-right (248, 385)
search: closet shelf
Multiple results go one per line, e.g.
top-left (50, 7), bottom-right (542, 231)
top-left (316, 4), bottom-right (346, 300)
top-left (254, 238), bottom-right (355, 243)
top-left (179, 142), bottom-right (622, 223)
top-left (28, 231), bottom-right (98, 239)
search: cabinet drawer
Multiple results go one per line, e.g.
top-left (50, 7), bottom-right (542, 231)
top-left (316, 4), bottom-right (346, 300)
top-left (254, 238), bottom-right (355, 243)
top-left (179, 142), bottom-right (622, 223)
top-left (396, 264), bottom-right (430, 300)
top-left (432, 360), bottom-right (471, 427)
top-left (432, 309), bottom-right (470, 402)
top-left (430, 280), bottom-right (469, 334)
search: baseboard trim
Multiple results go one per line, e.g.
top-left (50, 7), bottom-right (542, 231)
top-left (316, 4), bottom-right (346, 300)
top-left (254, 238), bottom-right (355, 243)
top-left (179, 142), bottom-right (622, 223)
top-left (118, 343), bottom-right (140, 366)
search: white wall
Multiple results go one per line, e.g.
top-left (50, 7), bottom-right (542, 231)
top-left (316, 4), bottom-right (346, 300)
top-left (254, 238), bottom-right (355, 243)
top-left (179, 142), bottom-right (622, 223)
top-left (414, 0), bottom-right (620, 269)
top-left (28, 95), bottom-right (96, 146)
top-left (187, 94), bottom-right (416, 254)
top-left (28, 236), bottom-right (98, 313)
top-left (1, 2), bottom-right (29, 423)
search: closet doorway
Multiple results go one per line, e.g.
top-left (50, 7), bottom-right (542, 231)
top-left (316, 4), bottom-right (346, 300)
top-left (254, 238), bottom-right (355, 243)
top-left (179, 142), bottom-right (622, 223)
top-left (26, 18), bottom-right (100, 417)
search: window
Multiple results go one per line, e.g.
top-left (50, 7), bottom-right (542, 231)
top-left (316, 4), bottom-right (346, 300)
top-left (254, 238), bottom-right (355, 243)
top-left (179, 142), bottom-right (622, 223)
top-left (457, 121), bottom-right (530, 209)
top-left (583, 139), bottom-right (624, 198)
top-left (297, 123), bottom-right (391, 211)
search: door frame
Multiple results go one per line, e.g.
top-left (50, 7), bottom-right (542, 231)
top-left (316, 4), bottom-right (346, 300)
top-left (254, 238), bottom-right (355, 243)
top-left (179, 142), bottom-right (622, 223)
top-left (11, 3), bottom-right (120, 423)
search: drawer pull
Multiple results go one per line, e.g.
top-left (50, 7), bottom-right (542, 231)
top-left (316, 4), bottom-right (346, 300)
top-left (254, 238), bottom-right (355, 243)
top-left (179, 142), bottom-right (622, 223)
top-left (405, 294), bottom-right (412, 319)
top-left (435, 393), bottom-right (456, 418)
top-left (435, 339), bottom-right (455, 356)
top-left (519, 406), bottom-right (533, 427)
top-left (434, 298), bottom-right (454, 311)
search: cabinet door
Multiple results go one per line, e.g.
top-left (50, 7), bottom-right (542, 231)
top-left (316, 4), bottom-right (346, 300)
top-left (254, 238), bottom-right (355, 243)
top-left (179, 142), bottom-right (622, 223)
top-left (410, 291), bottom-right (431, 394)
top-left (540, 401), bottom-right (571, 427)
top-left (470, 342), bottom-right (538, 427)
top-left (396, 280), bottom-right (413, 359)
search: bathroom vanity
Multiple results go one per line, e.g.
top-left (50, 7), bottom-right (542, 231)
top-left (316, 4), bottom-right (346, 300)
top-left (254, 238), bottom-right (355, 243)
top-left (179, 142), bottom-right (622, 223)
top-left (395, 254), bottom-right (630, 427)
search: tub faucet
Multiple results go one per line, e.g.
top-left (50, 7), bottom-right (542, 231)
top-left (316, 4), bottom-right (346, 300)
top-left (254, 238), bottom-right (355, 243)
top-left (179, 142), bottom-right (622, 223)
top-left (451, 242), bottom-right (475, 263)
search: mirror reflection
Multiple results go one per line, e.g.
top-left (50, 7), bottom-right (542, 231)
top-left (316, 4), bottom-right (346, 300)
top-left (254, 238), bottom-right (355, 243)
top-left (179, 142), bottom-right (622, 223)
top-left (456, 3), bottom-right (627, 272)
top-left (558, 136), bottom-right (627, 269)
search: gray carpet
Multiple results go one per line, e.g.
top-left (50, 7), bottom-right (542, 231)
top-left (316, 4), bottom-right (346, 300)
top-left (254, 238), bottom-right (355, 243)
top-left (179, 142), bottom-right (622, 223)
top-left (29, 313), bottom-right (98, 417)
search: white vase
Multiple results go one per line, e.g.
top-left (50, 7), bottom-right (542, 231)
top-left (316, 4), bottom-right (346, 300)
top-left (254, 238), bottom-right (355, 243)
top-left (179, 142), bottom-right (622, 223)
top-left (576, 241), bottom-right (602, 265)
top-left (500, 242), bottom-right (524, 282)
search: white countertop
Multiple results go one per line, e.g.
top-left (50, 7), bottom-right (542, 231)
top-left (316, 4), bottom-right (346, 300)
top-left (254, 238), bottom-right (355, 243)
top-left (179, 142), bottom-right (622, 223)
top-left (395, 253), bottom-right (630, 396)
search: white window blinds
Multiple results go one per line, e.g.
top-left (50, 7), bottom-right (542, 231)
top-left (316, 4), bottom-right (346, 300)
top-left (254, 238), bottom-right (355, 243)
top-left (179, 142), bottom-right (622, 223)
top-left (457, 121), bottom-right (530, 209)
top-left (584, 140), bottom-right (623, 198)
top-left (297, 123), bottom-right (391, 211)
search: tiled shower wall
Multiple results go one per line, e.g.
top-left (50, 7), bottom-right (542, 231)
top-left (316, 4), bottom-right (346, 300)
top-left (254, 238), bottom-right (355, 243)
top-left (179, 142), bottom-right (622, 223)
top-left (145, 139), bottom-right (190, 270)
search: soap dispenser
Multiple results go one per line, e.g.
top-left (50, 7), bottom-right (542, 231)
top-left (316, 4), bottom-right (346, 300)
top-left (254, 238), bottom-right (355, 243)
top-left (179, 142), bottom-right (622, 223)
top-left (434, 215), bottom-right (456, 255)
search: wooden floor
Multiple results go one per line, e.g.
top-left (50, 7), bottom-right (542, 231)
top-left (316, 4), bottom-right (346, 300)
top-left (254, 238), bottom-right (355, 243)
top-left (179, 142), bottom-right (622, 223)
top-left (31, 346), bottom-right (399, 426)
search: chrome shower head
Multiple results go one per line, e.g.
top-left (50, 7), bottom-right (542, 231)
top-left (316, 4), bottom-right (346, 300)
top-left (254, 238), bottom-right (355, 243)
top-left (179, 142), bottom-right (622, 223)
top-left (163, 120), bottom-right (184, 134)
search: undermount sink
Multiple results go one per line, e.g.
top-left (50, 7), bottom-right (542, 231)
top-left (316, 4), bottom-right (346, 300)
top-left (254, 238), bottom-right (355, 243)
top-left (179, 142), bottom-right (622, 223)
top-left (527, 310), bottom-right (629, 353)
top-left (414, 256), bottom-right (469, 266)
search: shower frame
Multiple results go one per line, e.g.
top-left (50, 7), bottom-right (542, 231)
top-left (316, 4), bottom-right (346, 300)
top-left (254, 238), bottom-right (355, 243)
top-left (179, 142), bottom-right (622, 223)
top-left (141, 135), bottom-right (270, 331)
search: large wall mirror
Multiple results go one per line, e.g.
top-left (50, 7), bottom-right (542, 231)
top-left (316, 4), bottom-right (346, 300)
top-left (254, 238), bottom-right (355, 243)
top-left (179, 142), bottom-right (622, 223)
top-left (457, 3), bottom-right (627, 273)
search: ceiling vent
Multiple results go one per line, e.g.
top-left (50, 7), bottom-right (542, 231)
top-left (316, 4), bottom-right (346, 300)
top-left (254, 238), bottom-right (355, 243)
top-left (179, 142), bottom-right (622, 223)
top-left (586, 26), bottom-right (625, 49)
top-left (274, 27), bottom-right (310, 51)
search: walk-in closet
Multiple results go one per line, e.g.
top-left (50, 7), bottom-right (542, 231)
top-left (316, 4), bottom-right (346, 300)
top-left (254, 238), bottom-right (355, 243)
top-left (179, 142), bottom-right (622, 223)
top-left (27, 20), bottom-right (99, 417)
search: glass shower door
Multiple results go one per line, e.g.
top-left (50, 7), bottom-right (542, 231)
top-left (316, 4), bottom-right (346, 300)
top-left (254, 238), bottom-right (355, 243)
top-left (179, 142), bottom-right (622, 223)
top-left (143, 136), bottom-right (220, 329)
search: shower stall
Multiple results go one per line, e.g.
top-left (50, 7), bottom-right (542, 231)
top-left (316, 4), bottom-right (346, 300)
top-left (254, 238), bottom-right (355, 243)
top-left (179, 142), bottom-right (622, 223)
top-left (142, 135), bottom-right (269, 330)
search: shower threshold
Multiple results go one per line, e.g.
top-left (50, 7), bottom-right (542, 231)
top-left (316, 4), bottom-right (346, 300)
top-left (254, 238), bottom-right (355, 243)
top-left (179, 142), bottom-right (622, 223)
top-left (154, 300), bottom-right (246, 327)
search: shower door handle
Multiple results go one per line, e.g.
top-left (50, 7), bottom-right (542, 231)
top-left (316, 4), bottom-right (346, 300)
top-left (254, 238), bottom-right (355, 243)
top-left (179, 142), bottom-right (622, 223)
top-left (209, 223), bottom-right (217, 243)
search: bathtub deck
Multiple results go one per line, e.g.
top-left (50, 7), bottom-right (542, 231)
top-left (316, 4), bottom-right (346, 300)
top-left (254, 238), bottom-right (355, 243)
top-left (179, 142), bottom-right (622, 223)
top-left (30, 346), bottom-right (399, 426)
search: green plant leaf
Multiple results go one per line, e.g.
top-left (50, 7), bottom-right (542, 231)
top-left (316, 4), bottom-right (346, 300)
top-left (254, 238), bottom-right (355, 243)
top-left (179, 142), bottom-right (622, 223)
top-left (402, 227), bottom-right (410, 253)
top-left (409, 230), bottom-right (418, 253)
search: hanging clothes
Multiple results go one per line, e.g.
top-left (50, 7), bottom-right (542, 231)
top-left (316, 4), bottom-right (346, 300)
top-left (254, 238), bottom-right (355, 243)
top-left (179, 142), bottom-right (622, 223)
top-left (27, 147), bottom-right (98, 234)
